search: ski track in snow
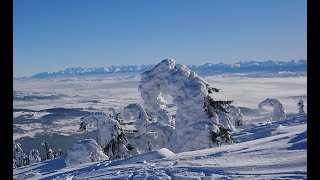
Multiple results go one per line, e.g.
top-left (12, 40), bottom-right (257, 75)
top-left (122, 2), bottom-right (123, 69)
top-left (13, 73), bottom-right (307, 179)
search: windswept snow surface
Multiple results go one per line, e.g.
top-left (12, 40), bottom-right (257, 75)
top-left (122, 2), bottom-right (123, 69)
top-left (13, 114), bottom-right (307, 179)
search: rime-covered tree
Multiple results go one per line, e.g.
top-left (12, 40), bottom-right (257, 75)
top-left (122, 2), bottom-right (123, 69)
top-left (138, 59), bottom-right (234, 152)
top-left (13, 141), bottom-right (29, 167)
top-left (41, 141), bottom-right (55, 159)
top-left (258, 98), bottom-right (286, 121)
top-left (225, 105), bottom-right (244, 126)
top-left (297, 99), bottom-right (305, 114)
top-left (13, 158), bottom-right (16, 169)
top-left (210, 124), bottom-right (234, 146)
top-left (79, 114), bottom-right (131, 160)
top-left (123, 103), bottom-right (174, 153)
top-left (29, 149), bottom-right (41, 164)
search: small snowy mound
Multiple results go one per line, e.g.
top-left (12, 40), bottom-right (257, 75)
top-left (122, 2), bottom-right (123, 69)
top-left (65, 139), bottom-right (108, 166)
top-left (258, 98), bottom-right (286, 121)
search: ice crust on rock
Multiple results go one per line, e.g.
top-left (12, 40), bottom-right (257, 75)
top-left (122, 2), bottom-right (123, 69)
top-left (138, 59), bottom-right (230, 153)
top-left (258, 98), bottom-right (286, 121)
top-left (65, 139), bottom-right (108, 166)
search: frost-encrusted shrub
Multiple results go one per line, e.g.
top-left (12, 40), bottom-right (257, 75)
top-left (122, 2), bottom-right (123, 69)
top-left (258, 98), bottom-right (286, 121)
top-left (65, 139), bottom-right (108, 166)
top-left (29, 149), bottom-right (41, 164)
top-left (79, 114), bottom-right (131, 160)
top-left (138, 59), bottom-right (234, 153)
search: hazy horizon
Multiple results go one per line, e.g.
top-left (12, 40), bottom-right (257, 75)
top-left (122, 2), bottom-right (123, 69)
top-left (13, 58), bottom-right (307, 78)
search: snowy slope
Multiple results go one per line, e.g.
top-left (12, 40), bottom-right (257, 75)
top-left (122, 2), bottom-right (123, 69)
top-left (13, 114), bottom-right (307, 179)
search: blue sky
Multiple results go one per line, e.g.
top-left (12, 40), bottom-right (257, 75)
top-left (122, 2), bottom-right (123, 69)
top-left (14, 0), bottom-right (306, 77)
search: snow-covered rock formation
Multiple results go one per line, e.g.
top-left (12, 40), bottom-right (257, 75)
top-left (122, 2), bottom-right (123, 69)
top-left (258, 98), bottom-right (286, 121)
top-left (79, 114), bottom-right (131, 159)
top-left (29, 149), bottom-right (41, 164)
top-left (138, 59), bottom-right (232, 153)
top-left (297, 99), bottom-right (305, 114)
top-left (65, 139), bottom-right (108, 166)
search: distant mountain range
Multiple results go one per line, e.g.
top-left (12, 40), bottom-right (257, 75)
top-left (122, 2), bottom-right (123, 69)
top-left (30, 60), bottom-right (307, 79)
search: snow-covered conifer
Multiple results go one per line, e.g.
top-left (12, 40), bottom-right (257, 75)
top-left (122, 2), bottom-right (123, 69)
top-left (123, 103), bottom-right (150, 134)
top-left (13, 141), bottom-right (29, 167)
top-left (13, 158), bottom-right (16, 169)
top-left (209, 124), bottom-right (233, 146)
top-left (146, 121), bottom-right (174, 149)
top-left (65, 139), bottom-right (108, 166)
top-left (225, 105), bottom-right (244, 126)
top-left (258, 98), bottom-right (286, 121)
top-left (41, 141), bottom-right (55, 159)
top-left (79, 114), bottom-right (131, 160)
top-left (29, 149), bottom-right (41, 164)
top-left (297, 99), bottom-right (305, 114)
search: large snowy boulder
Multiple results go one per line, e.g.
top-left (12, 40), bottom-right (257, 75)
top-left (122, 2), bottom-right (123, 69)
top-left (65, 139), bottom-right (108, 166)
top-left (138, 59), bottom-right (232, 153)
top-left (258, 98), bottom-right (286, 121)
